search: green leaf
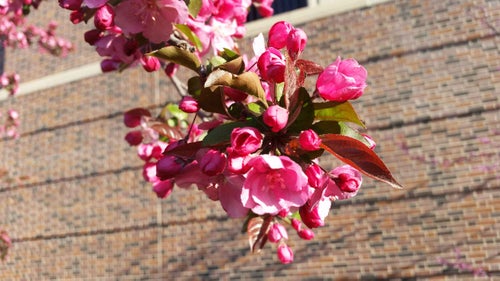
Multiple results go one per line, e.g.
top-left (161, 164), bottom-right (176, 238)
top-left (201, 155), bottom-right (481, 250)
top-left (220, 48), bottom-right (240, 61)
top-left (165, 103), bottom-right (188, 121)
top-left (187, 0), bottom-right (202, 18)
top-left (148, 46), bottom-right (200, 72)
top-left (175, 24), bottom-right (203, 52)
top-left (202, 120), bottom-right (258, 146)
top-left (205, 69), bottom-right (267, 106)
top-left (314, 101), bottom-right (365, 128)
top-left (247, 102), bottom-right (265, 116)
top-left (287, 88), bottom-right (315, 133)
top-left (320, 134), bottom-right (403, 189)
top-left (216, 56), bottom-right (245, 74)
top-left (209, 56), bottom-right (227, 68)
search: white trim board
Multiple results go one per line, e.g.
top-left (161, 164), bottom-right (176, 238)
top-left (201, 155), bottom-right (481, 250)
top-left (0, 0), bottom-right (391, 101)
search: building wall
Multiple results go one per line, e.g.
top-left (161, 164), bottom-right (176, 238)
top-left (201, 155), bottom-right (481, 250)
top-left (1, 0), bottom-right (499, 280)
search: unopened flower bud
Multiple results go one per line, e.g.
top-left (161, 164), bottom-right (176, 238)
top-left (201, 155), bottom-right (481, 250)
top-left (70, 9), bottom-right (84, 24)
top-left (124, 130), bottom-right (143, 146)
top-left (277, 244), bottom-right (294, 264)
top-left (179, 96), bottom-right (199, 113)
top-left (100, 59), bottom-right (120, 72)
top-left (268, 21), bottom-right (293, 49)
top-left (291, 218), bottom-right (301, 231)
top-left (199, 149), bottom-right (227, 176)
top-left (58, 0), bottom-right (82, 10)
top-left (152, 179), bottom-right (174, 199)
top-left (141, 56), bottom-right (161, 72)
top-left (287, 28), bottom-right (307, 61)
top-left (156, 156), bottom-right (184, 180)
top-left (267, 223), bottom-right (288, 243)
top-left (94, 4), bottom-right (115, 30)
top-left (299, 197), bottom-right (331, 229)
top-left (299, 129), bottom-right (321, 151)
top-left (257, 47), bottom-right (286, 83)
top-left (298, 229), bottom-right (315, 240)
top-left (84, 29), bottom-right (103, 45)
top-left (123, 108), bottom-right (151, 128)
top-left (263, 105), bottom-right (288, 133)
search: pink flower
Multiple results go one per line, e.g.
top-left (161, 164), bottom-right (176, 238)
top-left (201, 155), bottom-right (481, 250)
top-left (316, 57), bottom-right (367, 102)
top-left (199, 149), bottom-right (227, 176)
top-left (179, 96), bottom-right (199, 113)
top-left (230, 127), bottom-right (262, 156)
top-left (152, 179), bottom-right (174, 198)
top-left (140, 56), bottom-right (161, 72)
top-left (83, 0), bottom-right (107, 8)
top-left (268, 21), bottom-right (293, 49)
top-left (94, 4), bottom-right (115, 30)
top-left (123, 108), bottom-right (151, 128)
top-left (218, 174), bottom-right (248, 218)
top-left (277, 244), bottom-right (294, 264)
top-left (287, 28), bottom-right (307, 61)
top-left (325, 165), bottom-right (362, 200)
top-left (299, 129), bottom-right (321, 151)
top-left (262, 105), bottom-right (288, 133)
top-left (268, 223), bottom-right (288, 243)
top-left (299, 196), bottom-right (331, 229)
top-left (226, 148), bottom-right (252, 174)
top-left (241, 155), bottom-right (310, 215)
top-left (304, 163), bottom-right (328, 189)
top-left (257, 47), bottom-right (286, 83)
top-left (114, 0), bottom-right (188, 44)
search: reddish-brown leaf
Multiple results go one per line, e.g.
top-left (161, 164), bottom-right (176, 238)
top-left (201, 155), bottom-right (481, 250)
top-left (320, 134), bottom-right (403, 189)
top-left (163, 141), bottom-right (203, 159)
top-left (246, 216), bottom-right (272, 253)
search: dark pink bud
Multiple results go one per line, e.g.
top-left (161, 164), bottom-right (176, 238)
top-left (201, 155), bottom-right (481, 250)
top-left (334, 166), bottom-right (362, 193)
top-left (277, 244), bottom-right (294, 264)
top-left (317, 57), bottom-right (367, 102)
top-left (70, 9), bottom-right (84, 24)
top-left (304, 164), bottom-right (325, 188)
top-left (268, 21), bottom-right (293, 49)
top-left (287, 28), bottom-right (307, 61)
top-left (298, 229), bottom-right (315, 240)
top-left (164, 63), bottom-right (178, 77)
top-left (257, 47), bottom-right (286, 83)
top-left (100, 59), bottom-right (120, 72)
top-left (267, 223), bottom-right (288, 243)
top-left (124, 130), bottom-right (143, 146)
top-left (152, 180), bottom-right (174, 199)
top-left (123, 108), bottom-right (151, 128)
top-left (299, 129), bottom-right (321, 151)
top-left (263, 105), bottom-right (288, 133)
top-left (179, 96), bottom-right (199, 113)
top-left (58, 0), bottom-right (83, 10)
top-left (84, 29), bottom-right (103, 45)
top-left (141, 56), bottom-right (161, 72)
top-left (94, 4), bottom-right (115, 30)
top-left (291, 218), bottom-right (301, 231)
top-left (156, 156), bottom-right (184, 180)
top-left (199, 150), bottom-right (227, 176)
top-left (230, 127), bottom-right (263, 156)
top-left (299, 198), bottom-right (331, 229)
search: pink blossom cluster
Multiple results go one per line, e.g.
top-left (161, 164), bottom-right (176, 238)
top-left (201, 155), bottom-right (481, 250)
top-left (0, 1), bottom-right (73, 55)
top-left (59, 0), bottom-right (274, 73)
top-left (121, 19), bottom-right (391, 264)
top-left (0, 109), bottom-right (20, 139)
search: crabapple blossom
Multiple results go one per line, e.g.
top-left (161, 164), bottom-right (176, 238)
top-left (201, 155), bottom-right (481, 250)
top-left (124, 130), bottom-right (143, 146)
top-left (287, 28), bottom-right (307, 61)
top-left (267, 223), bottom-right (288, 243)
top-left (277, 244), bottom-right (294, 264)
top-left (257, 47), bottom-right (286, 83)
top-left (94, 4), bottom-right (115, 30)
top-left (199, 149), bottom-right (227, 176)
top-left (268, 21), bottom-right (293, 49)
top-left (218, 174), bottom-right (248, 218)
top-left (316, 57), bottom-right (367, 102)
top-left (298, 228), bottom-right (315, 240)
top-left (114, 0), bottom-right (189, 44)
top-left (299, 196), bottom-right (331, 229)
top-left (179, 96), bottom-right (200, 113)
top-left (299, 129), bottom-right (322, 151)
top-left (241, 155), bottom-right (310, 215)
top-left (140, 55), bottom-right (161, 72)
top-left (156, 155), bottom-right (185, 180)
top-left (262, 105), bottom-right (288, 133)
top-left (325, 165), bottom-right (363, 200)
top-left (230, 127), bottom-right (263, 156)
top-left (123, 108), bottom-right (151, 128)
top-left (152, 179), bottom-right (174, 198)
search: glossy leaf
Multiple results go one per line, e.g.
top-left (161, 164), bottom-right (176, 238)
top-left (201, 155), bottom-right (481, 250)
top-left (295, 59), bottom-right (324, 75)
top-left (216, 56), bottom-right (245, 74)
top-left (320, 134), bottom-right (403, 189)
top-left (150, 123), bottom-right (183, 140)
top-left (247, 216), bottom-right (272, 254)
top-left (148, 46), bottom-right (200, 72)
top-left (314, 101), bottom-right (365, 128)
top-left (187, 0), bottom-right (202, 18)
top-left (163, 141), bottom-right (203, 159)
top-left (202, 119), bottom-right (258, 146)
top-left (287, 88), bottom-right (314, 133)
top-left (175, 24), bottom-right (203, 52)
top-left (205, 69), bottom-right (267, 106)
top-left (198, 87), bottom-right (227, 115)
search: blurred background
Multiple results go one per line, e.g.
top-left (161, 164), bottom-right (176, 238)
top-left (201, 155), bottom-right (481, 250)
top-left (1, 0), bottom-right (499, 279)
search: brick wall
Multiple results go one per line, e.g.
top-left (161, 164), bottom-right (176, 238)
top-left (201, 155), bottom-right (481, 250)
top-left (1, 0), bottom-right (499, 279)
